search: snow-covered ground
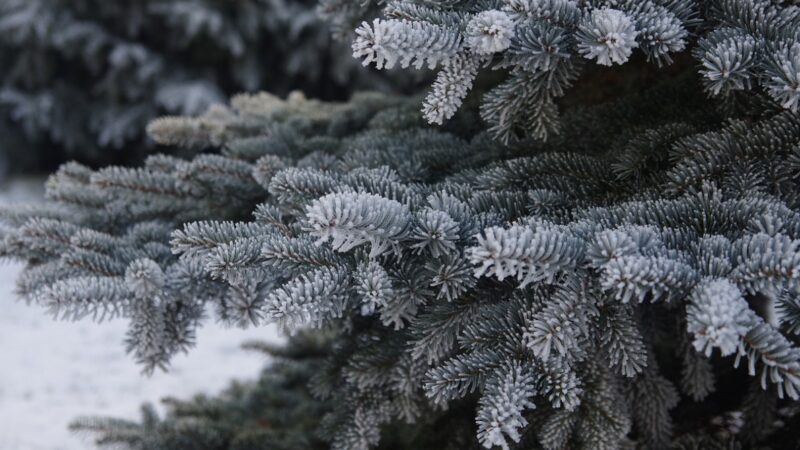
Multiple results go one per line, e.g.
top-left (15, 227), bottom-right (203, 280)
top-left (0, 178), bottom-right (281, 450)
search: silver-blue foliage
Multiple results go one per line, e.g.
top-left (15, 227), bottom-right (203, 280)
top-left (4, 76), bottom-right (800, 448)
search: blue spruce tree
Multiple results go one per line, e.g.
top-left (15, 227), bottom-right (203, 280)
top-left (3, 0), bottom-right (800, 449)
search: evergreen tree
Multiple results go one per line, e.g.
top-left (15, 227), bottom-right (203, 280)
top-left (4, 0), bottom-right (800, 449)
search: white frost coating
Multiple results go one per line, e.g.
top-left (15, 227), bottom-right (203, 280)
top-left (586, 229), bottom-right (640, 267)
top-left (423, 54), bottom-right (482, 125)
top-left (265, 267), bottom-right (348, 329)
top-left (469, 224), bottom-right (582, 287)
top-left (305, 192), bottom-right (412, 258)
top-left (576, 8), bottom-right (638, 66)
top-left (125, 258), bottom-right (165, 298)
top-left (465, 10), bottom-right (515, 55)
top-left (599, 255), bottom-right (697, 303)
top-left (352, 18), bottom-right (462, 70)
top-left (355, 262), bottom-right (393, 316)
top-left (766, 42), bottom-right (800, 112)
top-left (502, 0), bottom-right (579, 24)
top-left (687, 278), bottom-right (752, 357)
top-left (476, 362), bottom-right (537, 450)
top-left (410, 208), bottom-right (461, 256)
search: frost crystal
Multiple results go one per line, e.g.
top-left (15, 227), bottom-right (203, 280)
top-left (687, 279), bottom-right (752, 357)
top-left (423, 55), bottom-right (482, 125)
top-left (766, 42), bottom-right (800, 112)
top-left (476, 362), bottom-right (537, 450)
top-left (576, 8), bottom-right (638, 66)
top-left (466, 10), bottom-right (515, 55)
top-left (305, 192), bottom-right (412, 258)
top-left (353, 19), bottom-right (462, 69)
top-left (353, 19), bottom-right (393, 69)
top-left (410, 208), bottom-right (460, 257)
top-left (125, 258), bottom-right (165, 298)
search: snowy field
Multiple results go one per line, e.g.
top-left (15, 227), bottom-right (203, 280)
top-left (0, 178), bottom-right (282, 450)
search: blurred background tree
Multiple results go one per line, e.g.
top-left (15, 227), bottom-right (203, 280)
top-left (0, 0), bottom-right (411, 176)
